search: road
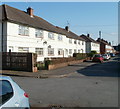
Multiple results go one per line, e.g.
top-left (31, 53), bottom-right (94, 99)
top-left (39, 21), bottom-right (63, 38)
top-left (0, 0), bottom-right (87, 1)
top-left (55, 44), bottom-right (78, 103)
top-left (11, 56), bottom-right (119, 108)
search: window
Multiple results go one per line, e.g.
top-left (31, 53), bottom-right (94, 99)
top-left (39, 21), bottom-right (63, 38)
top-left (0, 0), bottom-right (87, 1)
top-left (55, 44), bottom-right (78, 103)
top-left (69, 39), bottom-right (72, 44)
top-left (19, 25), bottom-right (29, 36)
top-left (74, 49), bottom-right (77, 53)
top-left (58, 49), bottom-right (63, 55)
top-left (78, 41), bottom-right (80, 45)
top-left (35, 48), bottom-right (43, 56)
top-left (78, 50), bottom-right (80, 53)
top-left (82, 41), bottom-right (84, 45)
top-left (18, 47), bottom-right (29, 52)
top-left (48, 48), bottom-right (54, 55)
top-left (74, 40), bottom-right (77, 44)
top-left (48, 32), bottom-right (54, 39)
top-left (69, 49), bottom-right (72, 54)
top-left (0, 80), bottom-right (13, 106)
top-left (35, 29), bottom-right (43, 38)
top-left (58, 35), bottom-right (63, 41)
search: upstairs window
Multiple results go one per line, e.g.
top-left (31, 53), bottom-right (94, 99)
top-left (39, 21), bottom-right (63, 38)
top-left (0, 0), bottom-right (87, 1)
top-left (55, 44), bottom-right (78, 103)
top-left (82, 41), bottom-right (84, 45)
top-left (48, 32), bottom-right (54, 40)
top-left (74, 40), bottom-right (77, 44)
top-left (69, 39), bottom-right (72, 44)
top-left (78, 41), bottom-right (80, 45)
top-left (58, 35), bottom-right (63, 41)
top-left (19, 25), bottom-right (29, 36)
top-left (35, 29), bottom-right (43, 38)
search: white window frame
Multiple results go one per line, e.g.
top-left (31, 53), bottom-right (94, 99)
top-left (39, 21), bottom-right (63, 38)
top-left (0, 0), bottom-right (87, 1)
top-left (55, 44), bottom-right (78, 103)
top-left (19, 25), bottom-right (29, 36)
top-left (35, 48), bottom-right (44, 56)
top-left (58, 49), bottom-right (63, 55)
top-left (74, 49), bottom-right (77, 53)
top-left (69, 49), bottom-right (72, 54)
top-left (74, 40), bottom-right (77, 44)
top-left (69, 39), bottom-right (72, 44)
top-left (18, 47), bottom-right (29, 52)
top-left (58, 34), bottom-right (63, 41)
top-left (48, 48), bottom-right (54, 56)
top-left (35, 29), bottom-right (43, 38)
top-left (48, 32), bottom-right (54, 40)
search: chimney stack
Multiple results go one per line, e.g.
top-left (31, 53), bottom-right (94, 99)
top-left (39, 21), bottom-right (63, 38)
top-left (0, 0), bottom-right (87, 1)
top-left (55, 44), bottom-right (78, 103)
top-left (27, 7), bottom-right (34, 17)
top-left (65, 26), bottom-right (69, 32)
top-left (87, 34), bottom-right (90, 37)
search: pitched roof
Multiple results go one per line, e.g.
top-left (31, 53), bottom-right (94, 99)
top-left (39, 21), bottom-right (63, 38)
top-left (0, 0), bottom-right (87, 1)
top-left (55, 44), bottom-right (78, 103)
top-left (80, 34), bottom-right (99, 44)
top-left (96, 38), bottom-right (112, 46)
top-left (1, 4), bottom-right (85, 41)
top-left (56, 26), bottom-right (85, 41)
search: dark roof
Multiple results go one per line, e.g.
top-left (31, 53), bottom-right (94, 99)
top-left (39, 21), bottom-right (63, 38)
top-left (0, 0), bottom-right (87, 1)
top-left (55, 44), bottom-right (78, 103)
top-left (1, 4), bottom-right (85, 41)
top-left (96, 38), bottom-right (112, 46)
top-left (80, 34), bottom-right (99, 44)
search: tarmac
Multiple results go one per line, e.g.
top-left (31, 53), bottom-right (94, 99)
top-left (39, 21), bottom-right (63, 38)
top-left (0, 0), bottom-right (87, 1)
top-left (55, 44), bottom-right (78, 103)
top-left (0, 61), bottom-right (94, 78)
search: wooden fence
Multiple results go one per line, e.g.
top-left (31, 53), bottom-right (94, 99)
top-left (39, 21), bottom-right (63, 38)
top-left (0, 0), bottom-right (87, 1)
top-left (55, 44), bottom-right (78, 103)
top-left (2, 52), bottom-right (37, 72)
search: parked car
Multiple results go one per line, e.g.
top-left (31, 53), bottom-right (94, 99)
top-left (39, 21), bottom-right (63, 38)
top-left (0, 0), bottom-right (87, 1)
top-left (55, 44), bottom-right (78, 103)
top-left (102, 54), bottom-right (110, 60)
top-left (110, 53), bottom-right (115, 57)
top-left (0, 76), bottom-right (30, 109)
top-left (107, 53), bottom-right (111, 59)
top-left (92, 54), bottom-right (104, 63)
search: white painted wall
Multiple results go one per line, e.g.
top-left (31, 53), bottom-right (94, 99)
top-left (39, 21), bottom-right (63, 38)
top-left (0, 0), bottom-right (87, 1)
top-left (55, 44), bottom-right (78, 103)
top-left (5, 21), bottom-right (86, 61)
top-left (106, 45), bottom-right (113, 53)
top-left (91, 42), bottom-right (100, 53)
top-left (86, 42), bottom-right (100, 53)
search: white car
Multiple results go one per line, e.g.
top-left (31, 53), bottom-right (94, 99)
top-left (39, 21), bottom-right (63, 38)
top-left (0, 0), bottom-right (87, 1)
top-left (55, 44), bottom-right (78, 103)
top-left (102, 54), bottom-right (110, 60)
top-left (0, 76), bottom-right (30, 109)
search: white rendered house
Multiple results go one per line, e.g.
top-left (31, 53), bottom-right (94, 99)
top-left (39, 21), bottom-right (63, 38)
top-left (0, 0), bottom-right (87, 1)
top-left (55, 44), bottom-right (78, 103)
top-left (0, 4), bottom-right (86, 62)
top-left (80, 34), bottom-right (100, 53)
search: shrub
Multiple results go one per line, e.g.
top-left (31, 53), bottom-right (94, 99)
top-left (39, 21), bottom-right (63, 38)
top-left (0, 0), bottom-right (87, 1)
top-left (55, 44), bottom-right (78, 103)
top-left (88, 50), bottom-right (97, 57)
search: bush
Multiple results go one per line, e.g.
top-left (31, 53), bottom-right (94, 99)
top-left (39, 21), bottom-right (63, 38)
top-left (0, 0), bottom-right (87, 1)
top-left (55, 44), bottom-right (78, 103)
top-left (88, 50), bottom-right (97, 57)
top-left (73, 53), bottom-right (88, 60)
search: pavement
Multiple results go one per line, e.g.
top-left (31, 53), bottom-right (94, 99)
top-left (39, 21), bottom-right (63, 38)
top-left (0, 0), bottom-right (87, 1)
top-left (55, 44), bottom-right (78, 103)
top-left (1, 60), bottom-right (96, 78)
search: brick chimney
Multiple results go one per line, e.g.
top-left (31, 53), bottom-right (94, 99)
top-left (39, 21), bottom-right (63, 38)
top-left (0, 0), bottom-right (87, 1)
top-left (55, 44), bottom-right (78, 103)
top-left (27, 7), bottom-right (34, 17)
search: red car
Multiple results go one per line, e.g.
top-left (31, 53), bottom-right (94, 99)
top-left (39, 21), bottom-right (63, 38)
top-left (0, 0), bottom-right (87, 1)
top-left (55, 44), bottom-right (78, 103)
top-left (92, 54), bottom-right (104, 63)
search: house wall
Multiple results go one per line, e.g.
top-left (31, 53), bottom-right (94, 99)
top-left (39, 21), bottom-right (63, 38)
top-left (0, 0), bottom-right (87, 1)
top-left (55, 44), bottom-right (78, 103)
top-left (5, 21), bottom-right (86, 61)
top-left (86, 42), bottom-right (91, 53)
top-left (86, 42), bottom-right (100, 53)
top-left (105, 45), bottom-right (113, 53)
top-left (91, 42), bottom-right (100, 53)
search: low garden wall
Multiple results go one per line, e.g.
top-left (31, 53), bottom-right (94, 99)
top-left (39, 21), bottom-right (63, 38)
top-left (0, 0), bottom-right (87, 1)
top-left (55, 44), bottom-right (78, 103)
top-left (47, 57), bottom-right (90, 70)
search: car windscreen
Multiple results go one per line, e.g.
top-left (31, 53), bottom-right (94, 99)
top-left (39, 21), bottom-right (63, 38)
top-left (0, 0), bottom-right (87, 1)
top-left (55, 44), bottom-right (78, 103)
top-left (0, 80), bottom-right (14, 106)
